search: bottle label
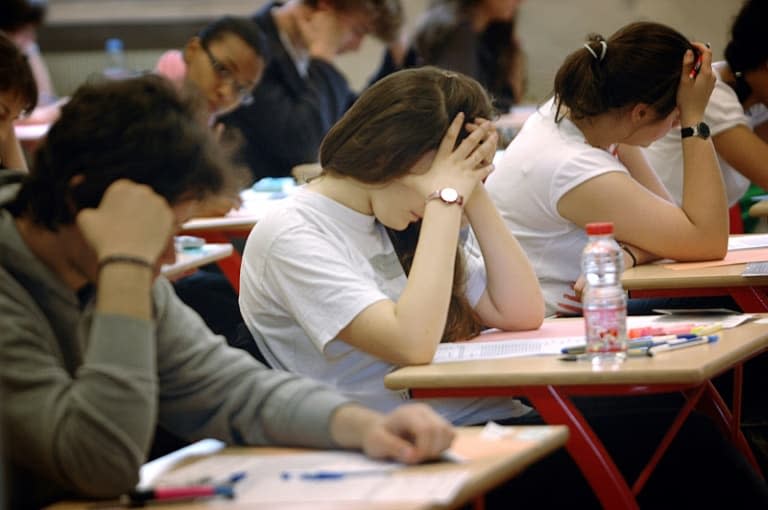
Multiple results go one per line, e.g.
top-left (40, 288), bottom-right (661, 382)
top-left (584, 305), bottom-right (627, 353)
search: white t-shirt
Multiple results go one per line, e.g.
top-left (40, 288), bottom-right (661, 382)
top-left (643, 64), bottom-right (768, 206)
top-left (239, 187), bottom-right (529, 425)
top-left (486, 98), bottom-right (629, 316)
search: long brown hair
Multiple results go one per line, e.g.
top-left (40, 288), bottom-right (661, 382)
top-left (554, 21), bottom-right (694, 123)
top-left (319, 66), bottom-right (491, 342)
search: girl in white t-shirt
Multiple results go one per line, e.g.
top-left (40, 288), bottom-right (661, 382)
top-left (642, 0), bottom-right (768, 209)
top-left (240, 66), bottom-right (543, 426)
top-left (486, 22), bottom-right (726, 316)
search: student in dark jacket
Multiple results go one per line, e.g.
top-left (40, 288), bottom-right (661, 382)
top-left (219, 0), bottom-right (403, 183)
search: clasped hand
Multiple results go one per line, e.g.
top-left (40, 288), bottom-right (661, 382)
top-left (402, 112), bottom-right (498, 205)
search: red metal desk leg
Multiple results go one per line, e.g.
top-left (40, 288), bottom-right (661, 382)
top-left (729, 287), bottom-right (768, 313)
top-left (527, 386), bottom-right (639, 510)
top-left (694, 377), bottom-right (764, 477)
top-left (185, 231), bottom-right (242, 293)
top-left (631, 384), bottom-right (705, 495)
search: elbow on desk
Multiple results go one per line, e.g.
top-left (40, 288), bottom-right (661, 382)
top-left (64, 453), bottom-right (142, 499)
top-left (672, 238), bottom-right (728, 262)
top-left (55, 433), bottom-right (146, 499)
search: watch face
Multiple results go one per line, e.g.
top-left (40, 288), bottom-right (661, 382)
top-left (697, 122), bottom-right (710, 138)
top-left (439, 188), bottom-right (459, 203)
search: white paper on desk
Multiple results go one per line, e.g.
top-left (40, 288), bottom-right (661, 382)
top-left (153, 450), bottom-right (468, 504)
top-left (432, 336), bottom-right (583, 363)
top-left (728, 234), bottom-right (768, 251)
top-left (627, 314), bottom-right (754, 329)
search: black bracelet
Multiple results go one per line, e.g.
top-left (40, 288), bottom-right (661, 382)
top-left (619, 243), bottom-right (637, 268)
top-left (98, 254), bottom-right (153, 270)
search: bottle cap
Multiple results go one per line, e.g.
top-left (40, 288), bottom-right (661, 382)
top-left (105, 38), bottom-right (124, 53)
top-left (585, 222), bottom-right (613, 235)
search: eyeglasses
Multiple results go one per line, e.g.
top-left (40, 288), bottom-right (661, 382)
top-left (202, 44), bottom-right (255, 106)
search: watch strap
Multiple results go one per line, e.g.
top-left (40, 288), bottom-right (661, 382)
top-left (426, 188), bottom-right (464, 206)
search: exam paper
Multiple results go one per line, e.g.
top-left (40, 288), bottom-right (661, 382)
top-left (728, 234), bottom-right (768, 251)
top-left (152, 450), bottom-right (469, 504)
top-left (432, 336), bottom-right (583, 363)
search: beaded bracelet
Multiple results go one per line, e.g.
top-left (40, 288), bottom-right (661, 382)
top-left (98, 254), bottom-right (153, 270)
top-left (619, 243), bottom-right (637, 268)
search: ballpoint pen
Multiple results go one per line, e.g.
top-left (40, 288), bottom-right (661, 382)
top-left (648, 335), bottom-right (718, 354)
top-left (281, 469), bottom-right (393, 481)
top-left (561, 337), bottom-right (666, 355)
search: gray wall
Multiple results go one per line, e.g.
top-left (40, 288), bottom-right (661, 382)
top-left (44, 0), bottom-right (744, 101)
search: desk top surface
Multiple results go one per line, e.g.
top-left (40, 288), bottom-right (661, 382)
top-left (47, 425), bottom-right (568, 510)
top-left (621, 259), bottom-right (768, 289)
top-left (161, 243), bottom-right (233, 278)
top-left (622, 234), bottom-right (768, 289)
top-left (385, 318), bottom-right (768, 390)
top-left (182, 190), bottom-right (288, 232)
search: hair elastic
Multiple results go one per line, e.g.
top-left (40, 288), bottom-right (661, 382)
top-left (583, 40), bottom-right (608, 61)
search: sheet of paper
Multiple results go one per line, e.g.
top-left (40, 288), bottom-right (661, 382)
top-left (152, 450), bottom-right (468, 504)
top-left (728, 234), bottom-right (768, 251)
top-left (432, 336), bottom-right (583, 363)
top-left (431, 314), bottom-right (754, 363)
top-left (626, 314), bottom-right (754, 329)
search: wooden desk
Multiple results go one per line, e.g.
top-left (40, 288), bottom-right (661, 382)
top-left (47, 425), bottom-right (568, 510)
top-left (181, 191), bottom-right (286, 292)
top-left (622, 258), bottom-right (768, 312)
top-left (384, 318), bottom-right (768, 509)
top-left (162, 243), bottom-right (234, 280)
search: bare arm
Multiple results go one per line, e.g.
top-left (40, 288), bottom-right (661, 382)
top-left (615, 144), bottom-right (674, 202)
top-left (466, 184), bottom-right (544, 330)
top-left (712, 125), bottom-right (768, 191)
top-left (76, 180), bottom-right (175, 319)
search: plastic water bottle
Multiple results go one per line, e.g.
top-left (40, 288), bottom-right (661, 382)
top-left (103, 38), bottom-right (129, 79)
top-left (582, 222), bottom-right (628, 361)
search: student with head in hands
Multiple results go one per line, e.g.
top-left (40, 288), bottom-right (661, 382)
top-left (239, 66), bottom-right (544, 426)
top-left (486, 22), bottom-right (727, 316)
top-left (155, 15), bottom-right (268, 120)
top-left (219, 0), bottom-right (404, 182)
top-left (0, 33), bottom-right (37, 172)
top-left (642, 0), bottom-right (768, 222)
top-left (0, 74), bottom-right (454, 509)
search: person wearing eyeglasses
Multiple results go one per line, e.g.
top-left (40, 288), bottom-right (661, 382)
top-left (155, 16), bottom-right (268, 118)
top-left (218, 0), bottom-right (403, 182)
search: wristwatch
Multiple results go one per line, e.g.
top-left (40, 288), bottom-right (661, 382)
top-left (426, 187), bottom-right (464, 206)
top-left (680, 121), bottom-right (711, 140)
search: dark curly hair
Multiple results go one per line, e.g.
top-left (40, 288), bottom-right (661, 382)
top-left (8, 74), bottom-right (247, 229)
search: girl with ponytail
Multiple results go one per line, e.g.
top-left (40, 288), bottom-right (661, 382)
top-left (486, 21), bottom-right (726, 316)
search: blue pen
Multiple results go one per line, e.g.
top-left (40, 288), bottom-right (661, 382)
top-left (227, 471), bottom-right (247, 484)
top-left (281, 469), bottom-right (392, 481)
top-left (562, 337), bottom-right (657, 355)
top-left (649, 335), bottom-right (718, 353)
